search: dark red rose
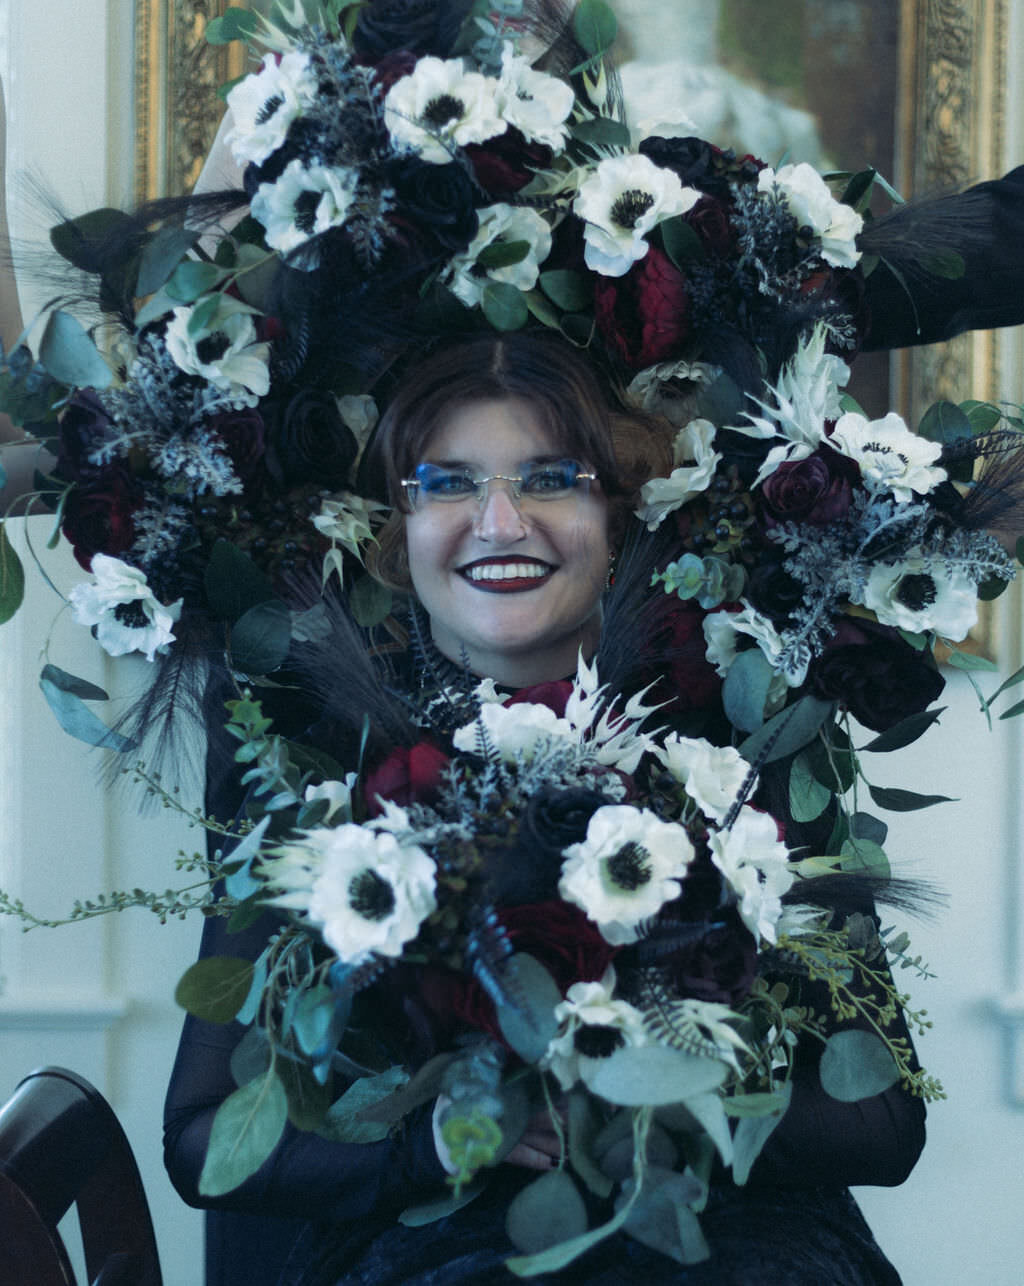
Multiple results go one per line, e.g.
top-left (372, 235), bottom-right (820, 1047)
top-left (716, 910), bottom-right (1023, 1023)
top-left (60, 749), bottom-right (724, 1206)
top-left (368, 50), bottom-right (419, 92)
top-left (809, 621), bottom-right (946, 732)
top-left (635, 597), bottom-right (722, 716)
top-left (62, 469), bottom-right (144, 570)
top-left (464, 129), bottom-right (552, 196)
top-left (760, 449), bottom-right (853, 527)
top-left (669, 915), bottom-right (758, 1007)
top-left (206, 408), bottom-right (266, 485)
top-left (594, 246), bottom-right (691, 370)
top-left (687, 195), bottom-right (733, 256)
top-left (56, 391), bottom-right (113, 484)
top-left (505, 679), bottom-right (573, 718)
top-left (639, 136), bottom-right (731, 199)
top-left (365, 741), bottom-right (450, 812)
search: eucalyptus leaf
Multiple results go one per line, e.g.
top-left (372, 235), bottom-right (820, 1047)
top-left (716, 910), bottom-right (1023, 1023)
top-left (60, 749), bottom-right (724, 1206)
top-left (789, 752), bottom-right (831, 822)
top-left (524, 288), bottom-right (561, 329)
top-left (198, 1072), bottom-right (288, 1197)
top-left (572, 0), bottom-right (618, 56)
top-left (133, 286), bottom-right (178, 330)
top-left (234, 948), bottom-right (269, 1027)
top-left (322, 1067), bottom-right (410, 1144)
top-left (0, 524), bottom-right (26, 624)
top-left (696, 371), bottom-right (745, 426)
top-left (569, 117), bottom-right (632, 147)
top-left (355, 1051), bottom-right (456, 1125)
top-left (49, 208), bottom-right (136, 271)
top-left (721, 647), bottom-right (774, 733)
top-left (165, 259), bottom-right (225, 303)
top-left (737, 695), bottom-right (835, 766)
top-left (506, 1169), bottom-right (588, 1255)
top-left (204, 539), bottom-right (275, 621)
top-left (399, 1178), bottom-right (487, 1226)
top-left (567, 1089), bottom-right (613, 1199)
top-left (223, 814), bottom-right (271, 900)
top-left (731, 1079), bottom-right (791, 1184)
top-left (229, 599), bottom-right (292, 675)
top-left (805, 725), bottom-right (855, 793)
top-left (495, 953), bottom-right (562, 1064)
top-left (476, 239), bottom-right (531, 270)
top-left (858, 706), bottom-right (945, 752)
top-left (38, 673), bottom-right (135, 751)
top-left (292, 985), bottom-right (335, 1057)
top-left (506, 1182), bottom-right (636, 1277)
top-left (819, 1029), bottom-right (900, 1102)
top-left (279, 1055), bottom-right (333, 1131)
top-left (659, 216), bottom-right (704, 268)
top-left (175, 956), bottom-right (255, 1023)
top-left (998, 697), bottom-right (1024, 720)
top-left (946, 649), bottom-right (998, 672)
top-left (961, 399), bottom-right (1002, 434)
top-left (39, 663), bottom-right (109, 701)
top-left (482, 282), bottom-right (529, 331)
top-left (349, 574), bottom-right (393, 628)
top-left (137, 225), bottom-right (201, 296)
top-left (585, 1045), bottom-right (727, 1106)
top-left (39, 311), bottom-right (112, 389)
top-left (849, 811), bottom-right (888, 846)
top-left (205, 5), bottom-right (262, 43)
top-left (917, 400), bottom-right (972, 445)
top-left (677, 1090), bottom-right (733, 1167)
top-left (840, 836), bottom-right (890, 879)
top-left (867, 784), bottom-right (955, 812)
top-left (620, 1166), bottom-right (709, 1265)
top-left (539, 269), bottom-right (592, 312)
top-left (229, 1024), bottom-right (271, 1087)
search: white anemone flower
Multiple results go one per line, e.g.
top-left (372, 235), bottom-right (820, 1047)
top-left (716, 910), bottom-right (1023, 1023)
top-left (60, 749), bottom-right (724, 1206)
top-left (859, 553), bottom-right (978, 640)
top-left (636, 418), bottom-right (721, 529)
top-left (225, 52), bottom-right (318, 166)
top-left (828, 411), bottom-right (946, 502)
top-left (655, 735), bottom-right (754, 824)
top-left (69, 554), bottom-right (182, 662)
top-left (541, 966), bottom-right (649, 1090)
top-left (264, 824), bottom-right (437, 965)
top-left (446, 203), bottom-right (552, 306)
top-left (757, 162), bottom-right (863, 268)
top-left (703, 603), bottom-right (806, 686)
top-left (251, 160), bottom-right (360, 258)
top-left (496, 44), bottom-right (575, 148)
top-left (164, 307), bottom-right (271, 402)
top-left (303, 774), bottom-right (359, 825)
top-left (384, 57), bottom-right (506, 163)
top-left (574, 153), bottom-right (699, 277)
top-left (559, 805), bottom-right (694, 945)
top-left (708, 807), bottom-right (793, 944)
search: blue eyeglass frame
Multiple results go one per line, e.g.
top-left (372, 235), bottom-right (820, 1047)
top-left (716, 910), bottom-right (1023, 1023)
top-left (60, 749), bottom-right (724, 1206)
top-left (400, 459), bottom-right (597, 508)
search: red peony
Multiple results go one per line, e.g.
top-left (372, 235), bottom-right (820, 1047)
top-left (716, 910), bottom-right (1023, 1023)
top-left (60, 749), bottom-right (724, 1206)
top-left (464, 129), bottom-right (552, 196)
top-left (594, 245), bottom-right (691, 370)
top-left (364, 740), bottom-right (450, 813)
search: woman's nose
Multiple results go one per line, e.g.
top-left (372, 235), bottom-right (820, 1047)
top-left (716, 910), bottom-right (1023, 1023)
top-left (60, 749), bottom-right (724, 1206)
top-left (473, 483), bottom-right (528, 542)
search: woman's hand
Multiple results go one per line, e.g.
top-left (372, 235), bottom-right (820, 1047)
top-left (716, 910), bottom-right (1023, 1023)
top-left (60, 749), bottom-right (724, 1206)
top-left (504, 1101), bottom-right (568, 1172)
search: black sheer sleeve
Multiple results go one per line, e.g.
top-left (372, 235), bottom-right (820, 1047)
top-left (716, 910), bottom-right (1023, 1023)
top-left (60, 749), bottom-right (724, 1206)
top-left (163, 903), bottom-right (450, 1223)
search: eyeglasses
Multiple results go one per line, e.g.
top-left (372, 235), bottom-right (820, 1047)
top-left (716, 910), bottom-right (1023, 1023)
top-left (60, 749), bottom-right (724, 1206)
top-left (401, 459), bottom-right (597, 511)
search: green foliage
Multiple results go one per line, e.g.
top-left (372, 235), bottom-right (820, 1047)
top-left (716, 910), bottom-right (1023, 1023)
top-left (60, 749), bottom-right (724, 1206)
top-left (204, 539), bottom-right (276, 622)
top-left (482, 282), bottom-right (529, 331)
top-left (38, 311), bottom-right (112, 389)
top-left (229, 599), bottom-right (292, 675)
top-left (198, 1072), bottom-right (289, 1197)
top-left (206, 5), bottom-right (262, 43)
top-left (495, 954), bottom-right (563, 1063)
top-left (867, 784), bottom-right (956, 812)
top-left (38, 664), bottom-right (135, 751)
top-left (788, 752), bottom-right (831, 822)
top-left (506, 1169), bottom-right (588, 1255)
top-left (586, 1046), bottom-right (727, 1107)
top-left (0, 524), bottom-right (25, 624)
top-left (321, 1067), bottom-right (410, 1144)
top-left (539, 269), bottom-right (592, 312)
top-left (175, 956), bottom-right (255, 1023)
top-left (572, 0), bottom-right (618, 57)
top-left (858, 707), bottom-right (945, 753)
top-left (349, 573), bottom-right (393, 627)
top-left (659, 216), bottom-right (705, 269)
top-left (819, 1029), bottom-right (900, 1101)
top-left (737, 695), bottom-right (834, 766)
top-left (441, 1109), bottom-right (504, 1193)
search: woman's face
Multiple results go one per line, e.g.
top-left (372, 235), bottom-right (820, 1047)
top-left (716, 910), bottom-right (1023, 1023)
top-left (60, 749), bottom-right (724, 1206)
top-left (405, 397), bottom-right (611, 686)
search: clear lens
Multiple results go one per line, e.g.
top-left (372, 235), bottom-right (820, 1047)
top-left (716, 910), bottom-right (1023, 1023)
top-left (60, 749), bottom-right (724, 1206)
top-left (402, 459), bottom-right (593, 508)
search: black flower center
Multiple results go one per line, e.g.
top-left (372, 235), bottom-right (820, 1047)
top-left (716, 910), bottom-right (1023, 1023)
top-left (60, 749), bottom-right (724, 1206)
top-left (255, 93), bottom-right (285, 125)
top-left (113, 600), bottom-right (149, 629)
top-left (574, 1024), bottom-right (626, 1058)
top-left (195, 334), bottom-right (231, 364)
top-left (895, 572), bottom-right (937, 612)
top-left (610, 188), bottom-right (655, 230)
top-left (348, 869), bottom-right (396, 921)
top-left (606, 842), bottom-right (653, 891)
top-left (421, 94), bottom-right (464, 128)
top-left (293, 189), bottom-right (321, 235)
top-left (863, 441), bottom-right (909, 465)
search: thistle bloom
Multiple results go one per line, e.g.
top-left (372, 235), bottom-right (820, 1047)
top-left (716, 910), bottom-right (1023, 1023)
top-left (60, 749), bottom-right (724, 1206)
top-left (69, 554), bottom-right (181, 662)
top-left (384, 57), bottom-right (506, 163)
top-left (264, 824), bottom-right (437, 965)
top-left (559, 805), bottom-right (694, 945)
top-left (225, 52), bottom-right (318, 166)
top-left (542, 966), bottom-right (649, 1089)
top-left (859, 554), bottom-right (978, 640)
top-left (708, 807), bottom-right (793, 943)
top-left (574, 153), bottom-right (699, 277)
top-left (757, 162), bottom-right (863, 268)
top-left (164, 308), bottom-right (271, 403)
top-left (828, 411), bottom-right (946, 502)
top-left (251, 160), bottom-right (360, 258)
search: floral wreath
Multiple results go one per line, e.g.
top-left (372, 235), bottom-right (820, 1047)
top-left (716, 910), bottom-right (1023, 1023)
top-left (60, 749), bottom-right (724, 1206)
top-left (3, 0), bottom-right (1024, 1273)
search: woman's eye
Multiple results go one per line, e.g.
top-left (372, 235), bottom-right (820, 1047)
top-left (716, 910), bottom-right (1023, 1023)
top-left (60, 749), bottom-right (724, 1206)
top-left (427, 471), bottom-right (476, 497)
top-left (523, 464), bottom-right (575, 495)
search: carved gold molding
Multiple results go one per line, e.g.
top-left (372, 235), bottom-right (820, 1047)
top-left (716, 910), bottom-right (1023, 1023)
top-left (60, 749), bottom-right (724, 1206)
top-left (134, 0), bottom-right (249, 204)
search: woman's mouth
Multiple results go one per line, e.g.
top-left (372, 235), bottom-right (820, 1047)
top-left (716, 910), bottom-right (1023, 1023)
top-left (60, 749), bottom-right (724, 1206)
top-left (458, 558), bottom-right (555, 591)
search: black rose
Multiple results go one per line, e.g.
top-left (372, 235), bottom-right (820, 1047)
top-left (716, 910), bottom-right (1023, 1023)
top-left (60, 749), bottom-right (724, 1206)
top-left (353, 0), bottom-right (473, 59)
top-left (56, 390), bottom-right (113, 484)
top-left (639, 136), bottom-right (734, 201)
top-left (387, 157), bottom-right (479, 253)
top-left (745, 560), bottom-right (805, 625)
top-left (669, 916), bottom-right (758, 1007)
top-left (809, 623), bottom-right (946, 732)
top-left (490, 788), bottom-right (608, 906)
top-left (464, 129), bottom-right (553, 197)
top-left (265, 389), bottom-right (358, 488)
top-left (206, 408), bottom-right (267, 485)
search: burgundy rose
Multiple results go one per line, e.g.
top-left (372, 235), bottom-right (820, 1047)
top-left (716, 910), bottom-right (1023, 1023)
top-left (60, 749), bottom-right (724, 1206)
top-left (639, 136), bottom-right (732, 200)
top-left (56, 390), bottom-right (113, 484)
top-left (809, 621), bottom-right (946, 732)
top-left (687, 195), bottom-right (733, 256)
top-left (760, 449), bottom-right (853, 527)
top-left (207, 408), bottom-right (266, 485)
top-left (62, 469), bottom-right (143, 570)
top-left (505, 679), bottom-right (573, 718)
top-left (368, 50), bottom-right (419, 93)
top-left (594, 245), bottom-right (691, 370)
top-left (635, 598), bottom-right (722, 717)
top-left (464, 129), bottom-right (552, 197)
top-left (669, 916), bottom-right (758, 1007)
top-left (365, 741), bottom-right (450, 812)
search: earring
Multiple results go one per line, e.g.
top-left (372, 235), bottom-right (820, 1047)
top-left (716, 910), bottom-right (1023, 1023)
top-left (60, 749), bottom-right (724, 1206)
top-left (605, 551), bottom-right (616, 590)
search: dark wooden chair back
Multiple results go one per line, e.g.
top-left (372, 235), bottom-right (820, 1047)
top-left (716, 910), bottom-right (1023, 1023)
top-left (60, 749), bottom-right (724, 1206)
top-left (0, 1066), bottom-right (162, 1286)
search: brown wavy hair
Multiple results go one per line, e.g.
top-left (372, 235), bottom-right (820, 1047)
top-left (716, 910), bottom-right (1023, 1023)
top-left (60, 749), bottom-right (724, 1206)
top-left (363, 332), bottom-right (673, 591)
